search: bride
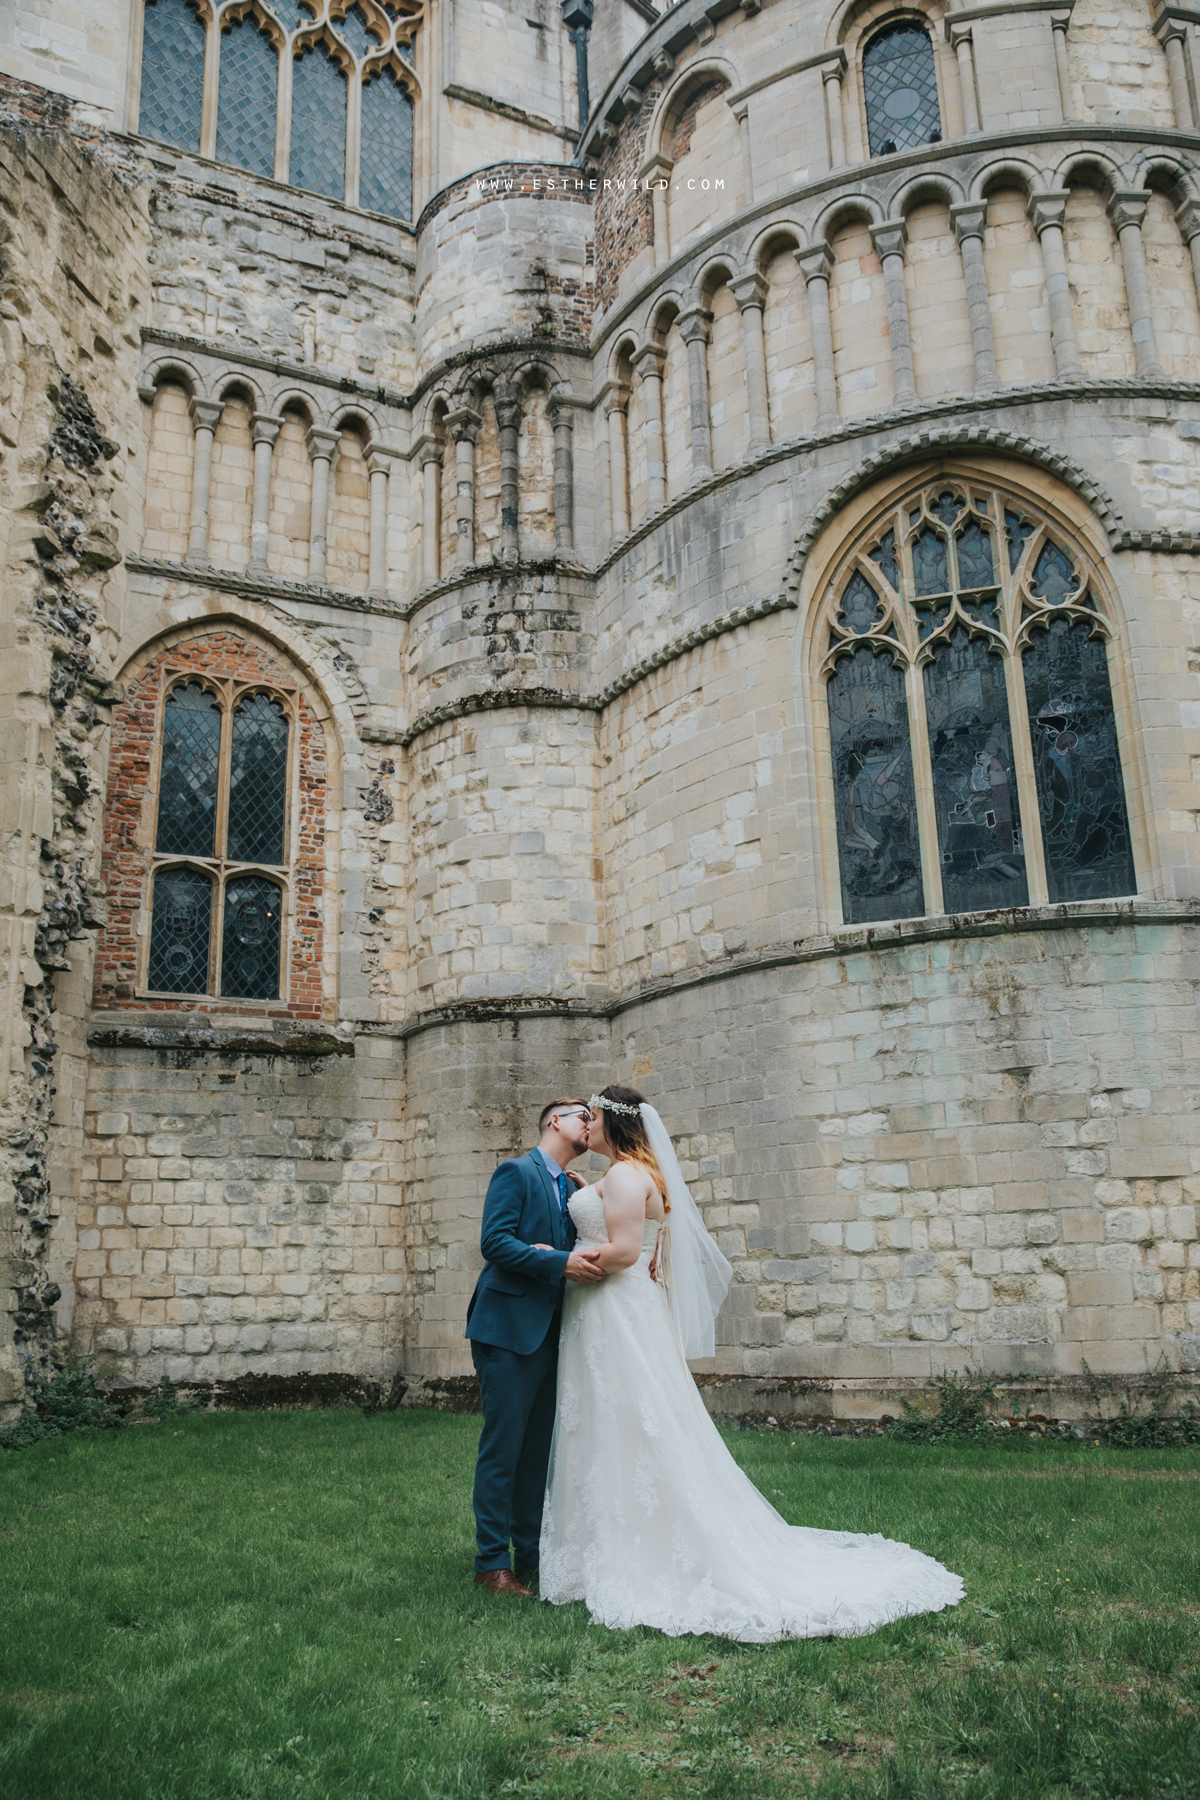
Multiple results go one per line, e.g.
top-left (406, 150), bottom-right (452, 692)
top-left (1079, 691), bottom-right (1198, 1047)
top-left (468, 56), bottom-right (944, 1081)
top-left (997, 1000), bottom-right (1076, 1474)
top-left (539, 1085), bottom-right (964, 1642)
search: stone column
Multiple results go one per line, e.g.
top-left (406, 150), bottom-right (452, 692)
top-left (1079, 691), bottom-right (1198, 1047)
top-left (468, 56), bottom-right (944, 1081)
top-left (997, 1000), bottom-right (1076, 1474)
top-left (414, 436), bottom-right (443, 585)
top-left (344, 62), bottom-right (363, 208)
top-left (822, 57), bottom-right (847, 169)
top-left (951, 202), bottom-right (999, 392)
top-left (1030, 194), bottom-right (1082, 379)
top-left (446, 408), bottom-right (481, 568)
top-left (676, 307), bottom-right (714, 481)
top-left (797, 244), bottom-right (839, 427)
top-left (731, 271), bottom-right (771, 456)
top-left (248, 412), bottom-right (282, 573)
top-left (732, 102), bottom-right (754, 206)
top-left (1154, 16), bottom-right (1195, 130)
top-left (870, 221), bottom-right (917, 404)
top-left (185, 398), bottom-right (224, 567)
top-left (365, 444), bottom-right (394, 596)
top-left (495, 392), bottom-right (521, 561)
top-left (305, 425), bottom-right (339, 584)
top-left (1176, 198), bottom-right (1200, 321)
top-left (1109, 190), bottom-right (1163, 377)
top-left (639, 155), bottom-right (673, 267)
top-left (1051, 8), bottom-right (1073, 121)
top-left (601, 381), bottom-right (631, 538)
top-left (548, 398), bottom-right (576, 554)
top-left (632, 345), bottom-right (667, 514)
top-left (949, 23), bottom-right (981, 133)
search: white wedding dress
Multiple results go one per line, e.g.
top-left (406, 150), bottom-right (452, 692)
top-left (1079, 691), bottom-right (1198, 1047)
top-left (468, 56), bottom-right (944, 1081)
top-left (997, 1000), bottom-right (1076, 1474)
top-left (539, 1183), bottom-right (964, 1642)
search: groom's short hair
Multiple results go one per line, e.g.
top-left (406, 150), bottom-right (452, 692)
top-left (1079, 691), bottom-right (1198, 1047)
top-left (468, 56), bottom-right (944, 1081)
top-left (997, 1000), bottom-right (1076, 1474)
top-left (538, 1097), bottom-right (588, 1134)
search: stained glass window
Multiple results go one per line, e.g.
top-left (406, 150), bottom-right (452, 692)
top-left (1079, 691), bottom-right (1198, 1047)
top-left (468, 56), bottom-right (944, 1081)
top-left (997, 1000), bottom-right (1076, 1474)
top-left (216, 15), bottom-right (278, 180)
top-left (157, 683), bottom-right (221, 857)
top-left (148, 867), bottom-right (213, 994)
top-left (1022, 619), bottom-right (1135, 903)
top-left (360, 66), bottom-right (415, 220)
top-left (827, 648), bottom-right (924, 925)
top-left (924, 630), bottom-right (1028, 913)
top-left (265, 0), bottom-right (313, 30)
top-left (228, 694), bottom-right (289, 865)
top-left (139, 0), bottom-right (206, 152)
top-left (335, 3), bottom-right (381, 61)
top-left (290, 41), bottom-right (348, 200)
top-left (147, 671), bottom-right (296, 1001)
top-left (823, 480), bottom-right (1137, 924)
top-left (221, 876), bottom-right (283, 999)
top-left (863, 23), bottom-right (942, 159)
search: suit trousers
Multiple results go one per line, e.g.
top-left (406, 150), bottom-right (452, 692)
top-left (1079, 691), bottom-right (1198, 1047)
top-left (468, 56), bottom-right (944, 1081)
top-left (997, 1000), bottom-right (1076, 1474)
top-left (471, 1321), bottom-right (559, 1573)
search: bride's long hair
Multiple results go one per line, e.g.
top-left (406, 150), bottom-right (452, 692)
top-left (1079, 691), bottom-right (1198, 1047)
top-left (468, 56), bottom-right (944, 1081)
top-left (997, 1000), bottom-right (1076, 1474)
top-left (595, 1084), bottom-right (670, 1212)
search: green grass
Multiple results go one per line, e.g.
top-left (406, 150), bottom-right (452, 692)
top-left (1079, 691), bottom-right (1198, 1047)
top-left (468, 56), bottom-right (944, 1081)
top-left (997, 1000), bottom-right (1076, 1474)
top-left (2, 1411), bottom-right (1198, 1799)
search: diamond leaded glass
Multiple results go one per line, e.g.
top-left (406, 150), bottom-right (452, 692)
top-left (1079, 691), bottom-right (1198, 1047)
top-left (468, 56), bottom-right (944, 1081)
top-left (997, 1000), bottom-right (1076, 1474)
top-left (290, 41), bottom-right (348, 200)
top-left (157, 683), bottom-right (221, 857)
top-left (216, 14), bottom-right (278, 180)
top-left (334, 2), bottom-right (382, 61)
top-left (139, 0), bottom-right (206, 153)
top-left (148, 867), bottom-right (213, 994)
top-left (923, 630), bottom-right (1028, 913)
top-left (863, 23), bottom-right (942, 158)
top-left (828, 648), bottom-right (924, 924)
top-left (227, 694), bottom-right (289, 865)
top-left (221, 876), bottom-right (283, 998)
top-left (1022, 618), bottom-right (1135, 903)
top-left (266, 0), bottom-right (315, 29)
top-left (360, 65), bottom-right (414, 220)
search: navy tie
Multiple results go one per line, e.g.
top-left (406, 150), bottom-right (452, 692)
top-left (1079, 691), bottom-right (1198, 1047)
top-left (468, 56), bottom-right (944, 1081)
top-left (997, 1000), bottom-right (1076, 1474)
top-left (556, 1172), bottom-right (570, 1239)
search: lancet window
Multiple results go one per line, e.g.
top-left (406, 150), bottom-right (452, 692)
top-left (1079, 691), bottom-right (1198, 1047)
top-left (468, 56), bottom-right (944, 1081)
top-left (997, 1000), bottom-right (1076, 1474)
top-left (862, 21), bottom-right (942, 157)
top-left (822, 481), bottom-right (1136, 926)
top-left (137, 0), bottom-right (417, 220)
top-left (146, 676), bottom-right (295, 1000)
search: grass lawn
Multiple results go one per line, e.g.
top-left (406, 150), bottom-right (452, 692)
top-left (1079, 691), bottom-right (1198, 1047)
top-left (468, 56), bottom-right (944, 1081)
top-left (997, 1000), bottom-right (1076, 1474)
top-left (1, 1409), bottom-right (1198, 1799)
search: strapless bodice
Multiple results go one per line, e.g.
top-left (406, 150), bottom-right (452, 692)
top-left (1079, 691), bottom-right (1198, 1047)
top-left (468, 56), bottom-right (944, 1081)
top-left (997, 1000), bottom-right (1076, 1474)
top-left (569, 1184), bottom-right (661, 1255)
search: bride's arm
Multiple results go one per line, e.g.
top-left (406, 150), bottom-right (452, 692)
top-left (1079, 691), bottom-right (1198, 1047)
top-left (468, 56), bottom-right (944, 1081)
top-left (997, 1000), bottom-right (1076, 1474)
top-left (596, 1164), bottom-right (650, 1272)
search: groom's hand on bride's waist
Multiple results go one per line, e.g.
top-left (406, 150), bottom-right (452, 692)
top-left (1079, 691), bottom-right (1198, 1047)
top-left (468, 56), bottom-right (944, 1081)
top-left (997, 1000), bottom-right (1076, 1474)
top-left (564, 1247), bottom-right (605, 1284)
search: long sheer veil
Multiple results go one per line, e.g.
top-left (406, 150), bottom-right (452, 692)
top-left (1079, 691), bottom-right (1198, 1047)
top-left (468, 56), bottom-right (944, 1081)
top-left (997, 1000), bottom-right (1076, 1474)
top-left (640, 1104), bottom-right (733, 1360)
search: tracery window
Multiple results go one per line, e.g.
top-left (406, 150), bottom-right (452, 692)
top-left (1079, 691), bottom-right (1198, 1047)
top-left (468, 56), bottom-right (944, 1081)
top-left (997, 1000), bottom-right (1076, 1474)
top-left (146, 677), bottom-right (294, 1000)
top-left (862, 21), bottom-right (942, 157)
top-left (822, 481), bottom-right (1136, 925)
top-left (137, 0), bottom-right (416, 220)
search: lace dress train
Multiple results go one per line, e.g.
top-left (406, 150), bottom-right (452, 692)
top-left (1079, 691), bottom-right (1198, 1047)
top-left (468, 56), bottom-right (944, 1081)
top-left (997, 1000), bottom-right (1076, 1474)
top-left (539, 1186), bottom-right (964, 1643)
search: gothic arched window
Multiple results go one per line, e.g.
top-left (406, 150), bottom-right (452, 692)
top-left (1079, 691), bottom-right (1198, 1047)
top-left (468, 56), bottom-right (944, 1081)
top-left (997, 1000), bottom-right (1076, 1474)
top-left (139, 0), bottom-right (206, 153)
top-left (147, 678), bottom-right (294, 999)
top-left (822, 480), bottom-right (1136, 925)
top-left (290, 40), bottom-right (349, 200)
top-left (862, 21), bottom-right (942, 157)
top-left (360, 64), bottom-right (415, 220)
top-left (216, 12), bottom-right (279, 180)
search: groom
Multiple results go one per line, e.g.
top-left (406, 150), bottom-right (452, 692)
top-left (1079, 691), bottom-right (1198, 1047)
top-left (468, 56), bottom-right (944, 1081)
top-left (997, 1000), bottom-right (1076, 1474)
top-left (465, 1098), bottom-right (604, 1595)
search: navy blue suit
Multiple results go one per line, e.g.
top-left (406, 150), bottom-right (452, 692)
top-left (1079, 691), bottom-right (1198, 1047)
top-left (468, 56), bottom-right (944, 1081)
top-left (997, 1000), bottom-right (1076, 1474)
top-left (466, 1149), bottom-right (577, 1574)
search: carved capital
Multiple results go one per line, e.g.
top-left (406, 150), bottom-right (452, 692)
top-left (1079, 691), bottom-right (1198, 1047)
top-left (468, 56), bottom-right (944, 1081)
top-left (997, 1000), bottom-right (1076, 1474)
top-left (251, 412), bottom-right (284, 448)
top-left (692, 14), bottom-right (716, 47)
top-left (599, 379), bottom-right (632, 417)
top-left (1029, 191), bottom-right (1068, 236)
top-left (632, 343), bottom-right (667, 379)
top-left (947, 19), bottom-right (974, 48)
top-left (494, 398), bottom-right (522, 432)
top-left (547, 396), bottom-right (578, 431)
top-left (411, 431), bottom-right (443, 470)
top-left (1048, 2), bottom-right (1075, 28)
top-left (1108, 188), bottom-right (1151, 233)
top-left (1176, 196), bottom-right (1200, 243)
top-left (366, 442), bottom-right (404, 474)
top-left (731, 271), bottom-right (769, 313)
top-left (445, 406), bottom-right (482, 444)
top-left (306, 425), bottom-right (341, 464)
top-left (137, 382), bottom-right (157, 405)
top-left (1153, 11), bottom-right (1189, 44)
top-left (189, 398), bottom-right (224, 434)
top-left (950, 201), bottom-right (988, 245)
top-left (652, 49), bottom-right (675, 81)
top-left (870, 220), bottom-right (908, 263)
top-left (796, 242), bottom-right (835, 285)
top-left (676, 307), bottom-right (713, 346)
top-left (637, 152), bottom-right (673, 184)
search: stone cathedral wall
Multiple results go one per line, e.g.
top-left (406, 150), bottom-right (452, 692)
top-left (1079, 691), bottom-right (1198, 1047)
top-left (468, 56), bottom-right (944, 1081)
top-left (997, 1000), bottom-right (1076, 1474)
top-left (3, 0), bottom-right (1200, 1414)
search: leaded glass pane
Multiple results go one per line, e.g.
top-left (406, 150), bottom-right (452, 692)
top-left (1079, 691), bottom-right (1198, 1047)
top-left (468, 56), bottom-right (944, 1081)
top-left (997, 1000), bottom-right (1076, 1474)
top-left (1022, 618), bottom-right (1135, 903)
top-left (924, 629), bottom-right (1028, 913)
top-left (1031, 540), bottom-right (1081, 604)
top-left (139, 0), bottom-right (206, 152)
top-left (360, 65), bottom-right (415, 220)
top-left (290, 42), bottom-right (347, 199)
top-left (148, 867), bottom-right (213, 994)
top-left (838, 571), bottom-right (883, 634)
top-left (221, 876), bottom-right (283, 999)
top-left (1005, 509), bottom-right (1033, 571)
top-left (227, 693), bottom-right (289, 865)
top-left (266, 0), bottom-right (315, 29)
top-left (827, 649), bottom-right (924, 924)
top-left (862, 23), bottom-right (942, 158)
top-left (930, 491), bottom-right (963, 528)
top-left (912, 528), bottom-right (948, 596)
top-left (334, 2), bottom-right (381, 61)
top-left (956, 521), bottom-right (994, 590)
top-left (156, 683), bottom-right (221, 858)
top-left (869, 528), bottom-right (899, 589)
top-left (216, 15), bottom-right (278, 180)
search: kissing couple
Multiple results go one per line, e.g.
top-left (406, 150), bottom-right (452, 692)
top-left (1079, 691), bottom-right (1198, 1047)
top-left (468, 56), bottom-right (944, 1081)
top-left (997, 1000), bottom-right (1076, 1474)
top-left (465, 1085), bottom-right (964, 1641)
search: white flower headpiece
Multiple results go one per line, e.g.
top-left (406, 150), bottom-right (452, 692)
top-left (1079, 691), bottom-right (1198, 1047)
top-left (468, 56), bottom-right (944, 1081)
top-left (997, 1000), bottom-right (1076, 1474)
top-left (589, 1092), bottom-right (641, 1118)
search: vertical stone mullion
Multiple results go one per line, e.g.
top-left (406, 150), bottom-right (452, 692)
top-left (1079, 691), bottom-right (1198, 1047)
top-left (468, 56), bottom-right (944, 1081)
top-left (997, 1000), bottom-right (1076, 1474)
top-left (345, 62), bottom-right (363, 208)
top-left (905, 660), bottom-right (945, 918)
top-left (951, 203), bottom-right (999, 392)
top-left (445, 408), bottom-right (480, 568)
top-left (1003, 645), bottom-right (1050, 907)
top-left (948, 23), bottom-right (981, 134)
top-left (797, 244), bottom-right (839, 427)
top-left (548, 399), bottom-right (576, 553)
top-left (495, 392), bottom-right (521, 562)
top-left (200, 9), bottom-right (221, 160)
top-left (249, 413), bottom-right (282, 573)
top-left (870, 222), bottom-right (917, 404)
top-left (821, 58), bottom-right (847, 170)
top-left (305, 424), bottom-right (339, 584)
top-left (275, 34), bottom-right (293, 181)
top-left (1030, 193), bottom-right (1082, 379)
top-left (186, 398), bottom-right (224, 566)
top-left (731, 272), bottom-right (771, 456)
top-left (676, 307), bottom-right (713, 481)
top-left (1109, 190), bottom-right (1163, 377)
top-left (1051, 8), bottom-right (1073, 121)
top-left (632, 345), bottom-right (666, 515)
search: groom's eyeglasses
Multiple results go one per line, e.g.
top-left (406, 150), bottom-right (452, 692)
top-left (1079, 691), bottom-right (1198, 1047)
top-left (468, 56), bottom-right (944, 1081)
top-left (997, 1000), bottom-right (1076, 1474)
top-left (555, 1108), bottom-right (591, 1124)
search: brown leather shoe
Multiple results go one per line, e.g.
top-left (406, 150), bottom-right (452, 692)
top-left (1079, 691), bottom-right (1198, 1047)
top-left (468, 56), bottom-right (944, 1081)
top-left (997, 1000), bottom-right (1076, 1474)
top-left (514, 1568), bottom-right (539, 1589)
top-left (474, 1569), bottom-right (533, 1596)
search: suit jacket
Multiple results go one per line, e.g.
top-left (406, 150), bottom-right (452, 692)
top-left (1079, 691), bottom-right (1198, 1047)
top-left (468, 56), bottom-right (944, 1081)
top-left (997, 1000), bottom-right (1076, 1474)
top-left (465, 1149), bottom-right (577, 1355)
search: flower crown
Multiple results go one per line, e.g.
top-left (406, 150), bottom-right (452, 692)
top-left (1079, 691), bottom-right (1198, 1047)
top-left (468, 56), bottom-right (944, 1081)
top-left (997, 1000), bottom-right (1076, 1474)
top-left (589, 1093), bottom-right (641, 1118)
